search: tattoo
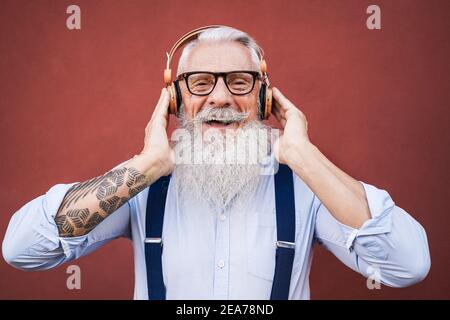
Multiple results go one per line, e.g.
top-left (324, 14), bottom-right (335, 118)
top-left (59, 176), bottom-right (105, 210)
top-left (84, 212), bottom-right (105, 230)
top-left (66, 208), bottom-right (90, 228)
top-left (99, 196), bottom-right (128, 213)
top-left (55, 166), bottom-right (148, 237)
top-left (96, 167), bottom-right (127, 200)
top-left (55, 215), bottom-right (74, 235)
top-left (129, 183), bottom-right (148, 198)
top-left (127, 167), bottom-right (147, 197)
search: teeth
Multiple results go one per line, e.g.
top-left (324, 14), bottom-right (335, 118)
top-left (207, 119), bottom-right (233, 125)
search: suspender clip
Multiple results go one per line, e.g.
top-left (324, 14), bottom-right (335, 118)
top-left (145, 237), bottom-right (162, 245)
top-left (276, 241), bottom-right (295, 249)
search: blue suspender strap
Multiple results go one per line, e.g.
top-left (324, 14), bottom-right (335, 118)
top-left (144, 165), bottom-right (295, 300)
top-left (144, 175), bottom-right (171, 300)
top-left (270, 164), bottom-right (296, 300)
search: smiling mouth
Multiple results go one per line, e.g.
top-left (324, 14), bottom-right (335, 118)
top-left (205, 119), bottom-right (235, 126)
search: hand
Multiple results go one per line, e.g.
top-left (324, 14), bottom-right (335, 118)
top-left (271, 87), bottom-right (311, 165)
top-left (139, 88), bottom-right (175, 176)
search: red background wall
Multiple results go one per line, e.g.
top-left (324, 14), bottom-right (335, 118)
top-left (0, 0), bottom-right (448, 299)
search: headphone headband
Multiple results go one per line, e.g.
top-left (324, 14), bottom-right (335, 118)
top-left (164, 25), bottom-right (267, 84)
top-left (164, 25), bottom-right (272, 120)
top-left (166, 25), bottom-right (224, 71)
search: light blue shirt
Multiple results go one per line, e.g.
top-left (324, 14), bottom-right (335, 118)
top-left (2, 167), bottom-right (430, 299)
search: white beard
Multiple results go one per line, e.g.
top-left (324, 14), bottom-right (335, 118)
top-left (173, 107), bottom-right (273, 211)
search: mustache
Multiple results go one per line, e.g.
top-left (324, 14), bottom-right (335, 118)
top-left (193, 106), bottom-right (249, 123)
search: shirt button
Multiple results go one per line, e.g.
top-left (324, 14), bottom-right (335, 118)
top-left (217, 260), bottom-right (225, 268)
top-left (219, 214), bottom-right (226, 221)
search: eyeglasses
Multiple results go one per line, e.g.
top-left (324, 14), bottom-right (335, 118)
top-left (176, 71), bottom-right (262, 96)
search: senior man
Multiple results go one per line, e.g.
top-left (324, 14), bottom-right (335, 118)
top-left (2, 26), bottom-right (430, 299)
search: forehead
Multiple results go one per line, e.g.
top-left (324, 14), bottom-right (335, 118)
top-left (181, 41), bottom-right (257, 73)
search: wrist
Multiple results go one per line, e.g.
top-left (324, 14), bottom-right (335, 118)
top-left (129, 152), bottom-right (171, 185)
top-left (285, 140), bottom-right (320, 177)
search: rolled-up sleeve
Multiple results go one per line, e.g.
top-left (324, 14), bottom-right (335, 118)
top-left (314, 181), bottom-right (431, 288)
top-left (2, 183), bottom-right (131, 271)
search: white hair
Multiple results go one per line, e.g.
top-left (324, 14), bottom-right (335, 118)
top-left (176, 26), bottom-right (263, 76)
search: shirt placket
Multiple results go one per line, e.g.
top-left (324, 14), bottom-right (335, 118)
top-left (213, 209), bottom-right (230, 298)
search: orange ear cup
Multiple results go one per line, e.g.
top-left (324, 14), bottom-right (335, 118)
top-left (264, 87), bottom-right (273, 120)
top-left (167, 84), bottom-right (178, 115)
top-left (260, 59), bottom-right (272, 120)
top-left (164, 69), bottom-right (178, 115)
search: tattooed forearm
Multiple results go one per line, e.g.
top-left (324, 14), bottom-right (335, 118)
top-left (127, 167), bottom-right (148, 197)
top-left (55, 166), bottom-right (148, 237)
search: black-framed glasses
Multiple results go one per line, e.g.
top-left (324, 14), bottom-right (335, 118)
top-left (176, 71), bottom-right (262, 96)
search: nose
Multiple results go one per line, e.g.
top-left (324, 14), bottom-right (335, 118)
top-left (206, 76), bottom-right (233, 107)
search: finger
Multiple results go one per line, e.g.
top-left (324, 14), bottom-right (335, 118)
top-left (272, 87), bottom-right (297, 113)
top-left (271, 96), bottom-right (286, 119)
top-left (272, 130), bottom-right (285, 164)
top-left (150, 89), bottom-right (165, 121)
top-left (272, 138), bottom-right (280, 163)
top-left (272, 106), bottom-right (286, 127)
top-left (151, 88), bottom-right (170, 120)
top-left (272, 87), bottom-right (307, 122)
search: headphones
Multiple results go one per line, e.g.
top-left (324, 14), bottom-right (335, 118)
top-left (164, 25), bottom-right (272, 120)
